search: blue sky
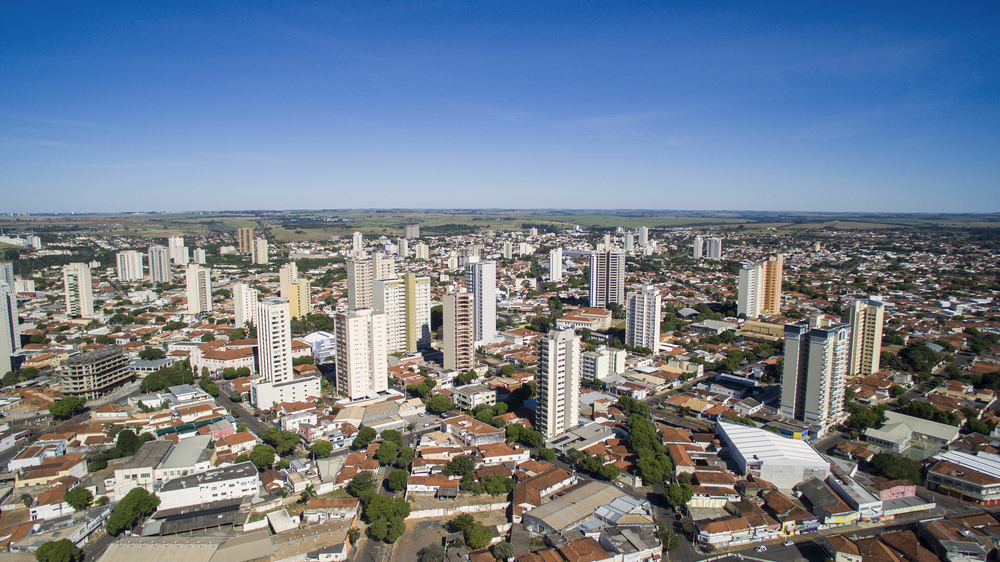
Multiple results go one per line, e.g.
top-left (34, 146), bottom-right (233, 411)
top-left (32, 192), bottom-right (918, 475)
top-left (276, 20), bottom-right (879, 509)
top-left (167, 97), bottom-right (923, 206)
top-left (1, 2), bottom-right (997, 213)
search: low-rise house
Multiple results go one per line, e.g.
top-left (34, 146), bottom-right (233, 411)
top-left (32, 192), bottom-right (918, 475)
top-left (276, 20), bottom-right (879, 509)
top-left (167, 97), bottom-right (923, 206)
top-left (478, 442), bottom-right (530, 466)
top-left (302, 498), bottom-right (361, 525)
top-left (440, 415), bottom-right (505, 447)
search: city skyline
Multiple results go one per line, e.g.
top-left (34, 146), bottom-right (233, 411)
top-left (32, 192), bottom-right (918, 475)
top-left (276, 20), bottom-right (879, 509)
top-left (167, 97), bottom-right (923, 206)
top-left (2, 2), bottom-right (998, 214)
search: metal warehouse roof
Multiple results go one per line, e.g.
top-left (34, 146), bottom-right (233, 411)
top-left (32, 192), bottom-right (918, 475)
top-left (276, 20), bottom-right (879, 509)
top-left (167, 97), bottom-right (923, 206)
top-left (718, 421), bottom-right (828, 467)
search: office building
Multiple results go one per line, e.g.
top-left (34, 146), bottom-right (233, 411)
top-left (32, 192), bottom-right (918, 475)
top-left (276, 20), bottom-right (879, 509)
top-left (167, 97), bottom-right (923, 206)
top-left (737, 255), bottom-right (783, 319)
top-left (59, 346), bottom-right (131, 400)
top-left (397, 238), bottom-right (408, 258)
top-left (373, 273), bottom-right (431, 353)
top-left (287, 278), bottom-right (312, 319)
top-left (185, 264), bottom-right (212, 315)
top-left (115, 251), bottom-right (144, 282)
top-left (233, 283), bottom-right (258, 329)
top-left (588, 250), bottom-right (625, 309)
top-left (581, 345), bottom-right (626, 381)
top-left (465, 257), bottom-right (497, 347)
top-left (414, 243), bottom-right (429, 260)
top-left (706, 237), bottom-right (722, 260)
top-left (845, 299), bottom-right (885, 377)
top-left (237, 227), bottom-right (254, 254)
top-left (279, 262), bottom-right (298, 299)
top-left (404, 224), bottom-right (420, 239)
top-left (168, 236), bottom-right (189, 265)
top-left (549, 247), bottom-right (563, 282)
top-left (251, 297), bottom-right (320, 408)
top-left (252, 238), bottom-right (268, 264)
top-left (352, 231), bottom-right (364, 255)
top-left (148, 245), bottom-right (172, 284)
top-left (335, 309), bottom-right (388, 400)
top-left (1, 283), bottom-right (19, 376)
top-left (63, 263), bottom-right (94, 318)
top-left (347, 253), bottom-right (395, 311)
top-left (443, 286), bottom-right (474, 372)
top-left (193, 248), bottom-right (207, 264)
top-left (638, 226), bottom-right (649, 246)
top-left (780, 316), bottom-right (852, 435)
top-left (693, 236), bottom-right (703, 259)
top-left (625, 285), bottom-right (661, 352)
top-left (536, 328), bottom-right (582, 439)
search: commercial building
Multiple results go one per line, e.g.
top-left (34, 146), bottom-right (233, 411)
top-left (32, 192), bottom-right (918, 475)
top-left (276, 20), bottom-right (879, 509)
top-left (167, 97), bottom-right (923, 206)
top-left (537, 328), bottom-right (581, 439)
top-left (116, 251), bottom-right (144, 282)
top-left (185, 264), bottom-right (212, 315)
top-left (927, 451), bottom-right (1000, 505)
top-left (335, 309), bottom-right (388, 400)
top-left (252, 238), bottom-right (268, 264)
top-left (404, 224), bottom-right (420, 239)
top-left (443, 286), bottom-right (474, 372)
top-left (625, 285), bottom-right (661, 352)
top-left (581, 345), bottom-right (626, 381)
top-left (844, 299), bottom-right (885, 377)
top-left (233, 283), bottom-right (258, 329)
top-left (440, 415), bottom-right (505, 446)
top-left (1, 283), bottom-right (20, 376)
top-left (148, 245), bottom-right (172, 284)
top-left (548, 247), bottom-right (563, 282)
top-left (153, 434), bottom-right (214, 483)
top-left (63, 263), bottom-right (94, 318)
top-left (522, 480), bottom-right (653, 534)
top-left (465, 257), bottom-right (497, 347)
top-left (347, 253), bottom-right (395, 310)
top-left (156, 461), bottom-right (259, 511)
top-left (237, 227), bottom-right (254, 254)
top-left (737, 255), bottom-right (783, 319)
top-left (780, 316), bottom-right (852, 436)
top-left (588, 250), bottom-right (625, 308)
top-left (114, 440), bottom-right (173, 500)
top-left (373, 273), bottom-right (431, 353)
top-left (716, 421), bottom-right (830, 489)
top-left (59, 346), bottom-right (131, 400)
top-left (864, 411), bottom-right (960, 453)
top-left (452, 384), bottom-right (496, 410)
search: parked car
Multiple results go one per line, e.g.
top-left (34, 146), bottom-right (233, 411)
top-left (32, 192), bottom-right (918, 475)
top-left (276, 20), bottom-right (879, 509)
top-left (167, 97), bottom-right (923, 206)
top-left (756, 546), bottom-right (767, 553)
top-left (783, 541), bottom-right (794, 547)
top-left (423, 423), bottom-right (431, 427)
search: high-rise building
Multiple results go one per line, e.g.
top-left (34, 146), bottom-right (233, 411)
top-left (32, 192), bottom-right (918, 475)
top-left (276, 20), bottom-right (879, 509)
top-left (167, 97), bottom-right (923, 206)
top-left (844, 299), bottom-right (885, 377)
top-left (624, 233), bottom-right (634, 252)
top-left (287, 278), bottom-right (312, 319)
top-left (638, 226), bottom-right (649, 246)
top-left (252, 238), bottom-right (268, 265)
top-left (603, 233), bottom-right (612, 250)
top-left (626, 285), bottom-right (661, 352)
top-left (706, 237), bottom-right (723, 260)
top-left (250, 297), bottom-right (321, 409)
top-left (335, 309), bottom-right (388, 400)
top-left (233, 283), bottom-right (259, 329)
top-left (0, 263), bottom-right (13, 290)
top-left (148, 245), bottom-right (172, 284)
top-left (397, 238), bottom-right (408, 259)
top-left (374, 273), bottom-right (431, 353)
top-left (588, 250), bottom-right (625, 309)
top-left (465, 258), bottom-right (497, 347)
top-left (502, 241), bottom-right (513, 260)
top-left (549, 247), bottom-right (563, 282)
top-left (59, 346), bottom-right (131, 400)
top-left (414, 243), bottom-right (429, 261)
top-left (352, 231), bottom-right (364, 255)
top-left (693, 236), bottom-right (704, 259)
top-left (63, 263), bottom-right (94, 318)
top-left (443, 286), bottom-right (474, 372)
top-left (279, 262), bottom-right (298, 299)
top-left (347, 253), bottom-right (395, 310)
top-left (193, 248), bottom-right (207, 264)
top-left (185, 264), bottom-right (212, 314)
top-left (404, 224), bottom-right (420, 239)
top-left (737, 255), bottom-right (783, 319)
top-left (0, 283), bottom-right (19, 376)
top-left (237, 228), bottom-right (254, 254)
top-left (581, 345), bottom-right (626, 381)
top-left (536, 328), bottom-right (581, 439)
top-left (168, 237), bottom-right (189, 265)
top-left (780, 316), bottom-right (852, 435)
top-left (116, 251), bottom-right (144, 282)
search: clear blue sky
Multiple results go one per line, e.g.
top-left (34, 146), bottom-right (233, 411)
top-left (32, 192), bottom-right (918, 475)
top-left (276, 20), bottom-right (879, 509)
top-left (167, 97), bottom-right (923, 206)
top-left (2, 2), bottom-right (997, 213)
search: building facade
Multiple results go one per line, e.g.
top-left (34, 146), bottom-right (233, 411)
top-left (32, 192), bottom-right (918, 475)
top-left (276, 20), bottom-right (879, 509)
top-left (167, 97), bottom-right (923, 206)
top-left (148, 245), bottom-right (172, 284)
top-left (844, 299), bottom-right (884, 377)
top-left (537, 328), bottom-right (582, 439)
top-left (335, 309), bottom-right (388, 400)
top-left (1, 283), bottom-right (20, 376)
top-left (549, 247), bottom-right (563, 282)
top-left (116, 251), bottom-right (144, 282)
top-left (588, 250), bottom-right (625, 309)
top-left (737, 254), bottom-right (783, 319)
top-left (373, 273), bottom-right (431, 353)
top-left (780, 316), bottom-right (852, 435)
top-left (185, 264), bottom-right (212, 314)
top-left (443, 286), bottom-right (474, 372)
top-left (59, 346), bottom-right (131, 400)
top-left (347, 253), bottom-right (395, 311)
top-left (62, 263), bottom-right (94, 318)
top-left (625, 285), bottom-right (661, 351)
top-left (233, 283), bottom-right (258, 329)
top-left (252, 238), bottom-right (268, 264)
top-left (237, 227), bottom-right (254, 254)
top-left (465, 258), bottom-right (497, 347)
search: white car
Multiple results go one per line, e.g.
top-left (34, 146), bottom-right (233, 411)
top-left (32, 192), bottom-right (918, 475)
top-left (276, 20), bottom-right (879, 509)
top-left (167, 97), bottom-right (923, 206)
top-left (783, 541), bottom-right (794, 547)
top-left (756, 546), bottom-right (767, 553)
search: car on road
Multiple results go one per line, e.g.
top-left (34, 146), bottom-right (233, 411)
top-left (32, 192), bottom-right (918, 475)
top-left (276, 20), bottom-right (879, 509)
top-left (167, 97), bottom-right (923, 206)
top-left (756, 546), bottom-right (767, 552)
top-left (783, 541), bottom-right (794, 547)
top-left (423, 423), bottom-right (431, 427)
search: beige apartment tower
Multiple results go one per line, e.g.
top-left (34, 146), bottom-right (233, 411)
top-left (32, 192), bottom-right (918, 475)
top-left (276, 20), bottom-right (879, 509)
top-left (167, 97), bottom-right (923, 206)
top-left (237, 227), bottom-right (254, 254)
top-left (335, 308), bottom-right (388, 400)
top-left (536, 328), bottom-right (582, 439)
top-left (737, 254), bottom-right (783, 319)
top-left (373, 273), bottom-right (431, 353)
top-left (287, 279), bottom-right (312, 319)
top-left (443, 286), bottom-right (474, 372)
top-left (844, 299), bottom-right (885, 377)
top-left (780, 316), bottom-right (851, 436)
top-left (347, 253), bottom-right (395, 311)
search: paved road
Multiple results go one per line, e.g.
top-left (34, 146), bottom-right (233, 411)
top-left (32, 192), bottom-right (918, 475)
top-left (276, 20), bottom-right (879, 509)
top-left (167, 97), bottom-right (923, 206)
top-left (214, 390), bottom-right (271, 436)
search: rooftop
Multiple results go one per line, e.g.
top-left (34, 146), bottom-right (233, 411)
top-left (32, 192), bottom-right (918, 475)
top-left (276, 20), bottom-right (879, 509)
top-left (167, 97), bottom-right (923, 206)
top-left (158, 461), bottom-right (258, 492)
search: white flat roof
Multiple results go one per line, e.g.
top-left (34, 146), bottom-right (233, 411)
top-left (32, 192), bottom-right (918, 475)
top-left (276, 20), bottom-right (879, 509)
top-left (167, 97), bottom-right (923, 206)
top-left (718, 421), bottom-right (828, 468)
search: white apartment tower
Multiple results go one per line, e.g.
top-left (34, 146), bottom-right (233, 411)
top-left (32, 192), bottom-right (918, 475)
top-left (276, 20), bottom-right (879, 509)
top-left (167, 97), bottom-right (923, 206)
top-left (193, 248), bottom-right (207, 264)
top-left (148, 245), bottom-right (172, 284)
top-left (624, 233), bottom-right (634, 252)
top-left (844, 299), bottom-right (885, 377)
top-left (404, 224), bottom-right (420, 239)
top-left (706, 237), bottom-right (723, 260)
top-left (638, 226), bottom-right (649, 246)
top-left (581, 345), bottom-right (626, 381)
top-left (626, 285), bottom-right (661, 352)
top-left (0, 283), bottom-right (19, 376)
top-left (347, 253), bottom-right (395, 310)
top-left (258, 297), bottom-right (293, 385)
top-left (185, 264), bottom-right (213, 315)
top-left (502, 241), bottom-right (513, 260)
top-left (252, 238), bottom-right (268, 264)
top-left (373, 273), bottom-right (431, 353)
top-left (63, 263), bottom-right (94, 318)
top-left (443, 286), bottom-right (474, 372)
top-left (397, 238), bottom-right (408, 258)
top-left (233, 283), bottom-right (259, 329)
top-left (465, 258), bottom-right (497, 347)
top-left (279, 262), bottom-right (298, 299)
top-left (335, 309), bottom-right (388, 400)
top-left (352, 231), bottom-right (364, 256)
top-left (168, 236), bottom-right (189, 265)
top-left (693, 236), bottom-right (704, 259)
top-left (0, 263), bottom-right (13, 290)
top-left (536, 328), bottom-right (582, 439)
top-left (737, 255), bottom-right (783, 319)
top-left (549, 247), bottom-right (563, 282)
top-left (780, 316), bottom-right (852, 435)
top-left (414, 243), bottom-right (429, 261)
top-left (588, 250), bottom-right (625, 308)
top-left (116, 251), bottom-right (144, 282)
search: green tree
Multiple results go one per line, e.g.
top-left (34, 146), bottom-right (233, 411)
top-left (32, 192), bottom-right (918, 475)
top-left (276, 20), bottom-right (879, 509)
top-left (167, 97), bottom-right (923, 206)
top-left (464, 523), bottom-right (495, 550)
top-left (492, 541), bottom-right (514, 561)
top-left (537, 448), bottom-right (556, 462)
top-left (20, 493), bottom-right (32, 508)
top-left (347, 527), bottom-right (361, 545)
top-left (387, 470), bottom-right (409, 492)
top-left (444, 455), bottom-right (474, 477)
top-left (419, 544), bottom-right (446, 562)
top-left (376, 441), bottom-right (399, 465)
top-left (310, 441), bottom-right (334, 458)
top-left (49, 397), bottom-right (87, 419)
top-left (451, 513), bottom-right (476, 530)
top-left (200, 333), bottom-right (215, 342)
top-left (261, 427), bottom-right (301, 455)
top-left (353, 427), bottom-right (377, 449)
top-left (116, 429), bottom-right (141, 456)
top-left (105, 488), bottom-right (159, 536)
top-left (598, 464), bottom-right (621, 481)
top-left (347, 471), bottom-right (377, 498)
top-left (870, 453), bottom-right (922, 484)
top-left (248, 445), bottom-right (276, 471)
top-left (34, 539), bottom-right (82, 562)
top-left (138, 347), bottom-right (166, 360)
top-left (889, 385), bottom-right (906, 398)
top-left (664, 482), bottom-right (687, 508)
top-left (427, 394), bottom-right (452, 414)
top-left (64, 487), bottom-right (94, 511)
top-left (658, 523), bottom-right (680, 552)
top-left (396, 448), bottom-right (415, 468)
top-left (381, 430), bottom-right (402, 445)
top-left (199, 377), bottom-right (220, 397)
top-left (229, 328), bottom-right (246, 341)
